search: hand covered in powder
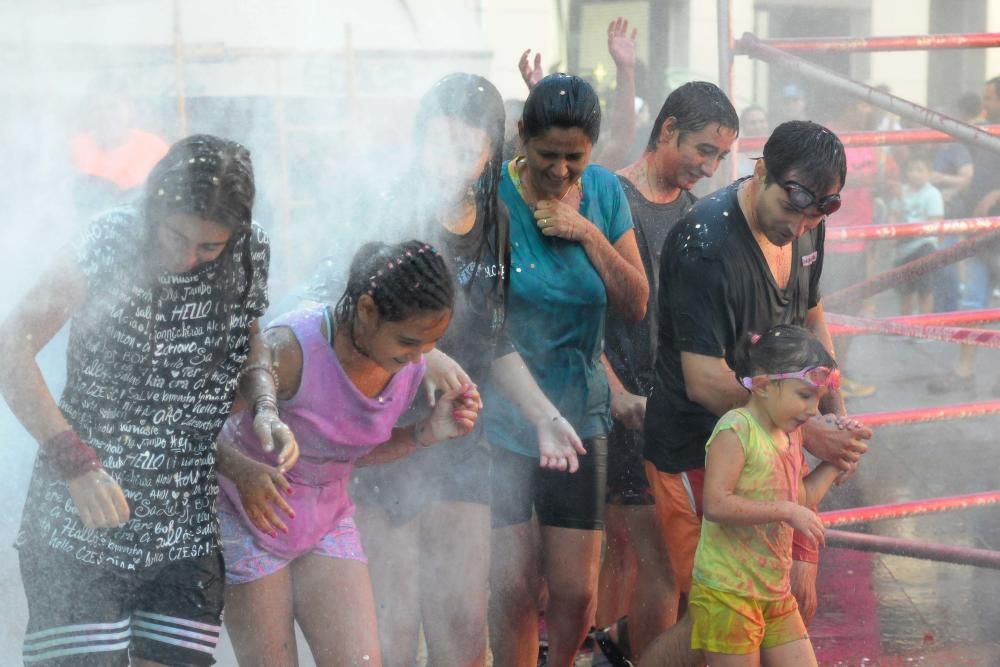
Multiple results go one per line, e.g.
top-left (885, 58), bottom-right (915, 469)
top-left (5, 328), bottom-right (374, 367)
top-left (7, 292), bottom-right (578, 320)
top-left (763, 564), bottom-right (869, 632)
top-left (785, 503), bottom-right (826, 547)
top-left (67, 468), bottom-right (130, 529)
top-left (229, 456), bottom-right (294, 537)
top-left (422, 348), bottom-right (481, 408)
top-left (416, 383), bottom-right (481, 445)
top-left (253, 408), bottom-right (299, 473)
top-left (536, 416), bottom-right (587, 473)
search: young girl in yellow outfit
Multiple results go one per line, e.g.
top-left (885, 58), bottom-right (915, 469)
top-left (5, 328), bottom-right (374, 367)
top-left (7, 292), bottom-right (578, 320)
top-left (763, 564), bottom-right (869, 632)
top-left (690, 324), bottom-right (864, 666)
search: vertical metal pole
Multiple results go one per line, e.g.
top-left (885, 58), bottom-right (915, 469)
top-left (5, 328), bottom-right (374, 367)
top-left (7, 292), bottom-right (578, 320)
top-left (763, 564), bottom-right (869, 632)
top-left (718, 0), bottom-right (739, 182)
top-left (172, 0), bottom-right (187, 136)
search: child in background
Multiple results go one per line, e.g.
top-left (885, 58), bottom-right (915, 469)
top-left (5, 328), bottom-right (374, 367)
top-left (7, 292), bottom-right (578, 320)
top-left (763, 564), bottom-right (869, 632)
top-left (891, 155), bottom-right (945, 316)
top-left (690, 325), bottom-right (864, 666)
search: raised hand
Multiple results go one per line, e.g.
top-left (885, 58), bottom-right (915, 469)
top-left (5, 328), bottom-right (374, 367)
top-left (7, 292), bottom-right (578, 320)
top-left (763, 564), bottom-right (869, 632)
top-left (519, 49), bottom-right (544, 90)
top-left (607, 16), bottom-right (638, 69)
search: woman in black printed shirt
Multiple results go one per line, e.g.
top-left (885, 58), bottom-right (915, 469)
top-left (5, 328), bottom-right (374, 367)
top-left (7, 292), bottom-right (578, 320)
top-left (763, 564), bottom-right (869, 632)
top-left (0, 135), bottom-right (295, 667)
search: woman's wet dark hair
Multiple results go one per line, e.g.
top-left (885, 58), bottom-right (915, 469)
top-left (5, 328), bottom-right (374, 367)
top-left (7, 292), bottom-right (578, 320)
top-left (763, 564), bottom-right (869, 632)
top-left (335, 240), bottom-right (455, 328)
top-left (145, 134), bottom-right (254, 233)
top-left (732, 324), bottom-right (836, 380)
top-left (647, 81), bottom-right (739, 151)
top-left (520, 73), bottom-right (601, 144)
top-left (414, 73), bottom-right (506, 290)
top-left (762, 120), bottom-right (847, 197)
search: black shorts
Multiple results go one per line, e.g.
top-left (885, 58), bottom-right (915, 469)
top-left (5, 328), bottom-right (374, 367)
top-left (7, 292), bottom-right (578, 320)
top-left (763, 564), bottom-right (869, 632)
top-left (606, 422), bottom-right (654, 506)
top-left (490, 436), bottom-right (608, 531)
top-left (19, 548), bottom-right (224, 666)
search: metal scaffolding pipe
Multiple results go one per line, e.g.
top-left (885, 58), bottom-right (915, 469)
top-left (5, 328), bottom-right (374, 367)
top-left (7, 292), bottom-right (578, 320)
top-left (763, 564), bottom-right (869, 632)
top-left (827, 308), bottom-right (1000, 336)
top-left (826, 216), bottom-right (1000, 242)
top-left (851, 400), bottom-right (1000, 428)
top-left (739, 32), bottom-right (1000, 155)
top-left (823, 228), bottom-right (1000, 309)
top-left (826, 530), bottom-right (1000, 570)
top-left (820, 490), bottom-right (1000, 527)
top-left (738, 125), bottom-right (1000, 151)
top-left (735, 32), bottom-right (1000, 54)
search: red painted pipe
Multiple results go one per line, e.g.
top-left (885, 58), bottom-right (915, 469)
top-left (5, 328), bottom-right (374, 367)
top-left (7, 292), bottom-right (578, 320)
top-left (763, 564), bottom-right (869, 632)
top-left (850, 400), bottom-right (1000, 428)
top-left (828, 309), bottom-right (1000, 337)
top-left (825, 216), bottom-right (1000, 242)
top-left (821, 490), bottom-right (1000, 527)
top-left (739, 33), bottom-right (1000, 154)
top-left (734, 32), bottom-right (1000, 54)
top-left (823, 228), bottom-right (1000, 309)
top-left (826, 530), bottom-right (1000, 570)
top-left (738, 125), bottom-right (1000, 152)
top-left (824, 312), bottom-right (1000, 347)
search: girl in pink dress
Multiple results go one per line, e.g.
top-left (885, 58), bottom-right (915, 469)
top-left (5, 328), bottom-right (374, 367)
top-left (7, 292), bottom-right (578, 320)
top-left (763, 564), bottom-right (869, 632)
top-left (217, 240), bottom-right (480, 667)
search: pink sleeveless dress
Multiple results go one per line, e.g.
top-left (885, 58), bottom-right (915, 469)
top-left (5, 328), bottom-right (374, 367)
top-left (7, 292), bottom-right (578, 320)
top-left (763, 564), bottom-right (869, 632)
top-left (217, 305), bottom-right (425, 583)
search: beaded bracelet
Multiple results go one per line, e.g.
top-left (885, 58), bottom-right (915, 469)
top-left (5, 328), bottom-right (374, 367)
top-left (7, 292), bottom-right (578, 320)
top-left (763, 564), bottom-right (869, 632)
top-left (238, 362), bottom-right (280, 392)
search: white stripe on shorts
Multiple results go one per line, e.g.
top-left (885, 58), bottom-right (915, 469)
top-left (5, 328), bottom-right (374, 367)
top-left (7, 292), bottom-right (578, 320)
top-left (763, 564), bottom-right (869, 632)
top-left (23, 617), bottom-right (132, 662)
top-left (134, 610), bottom-right (222, 634)
top-left (132, 629), bottom-right (217, 654)
top-left (23, 640), bottom-right (133, 663)
top-left (133, 620), bottom-right (220, 644)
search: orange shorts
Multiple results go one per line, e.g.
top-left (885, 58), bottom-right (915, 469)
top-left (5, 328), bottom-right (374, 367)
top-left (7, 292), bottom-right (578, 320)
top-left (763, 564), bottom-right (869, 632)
top-left (644, 462), bottom-right (702, 596)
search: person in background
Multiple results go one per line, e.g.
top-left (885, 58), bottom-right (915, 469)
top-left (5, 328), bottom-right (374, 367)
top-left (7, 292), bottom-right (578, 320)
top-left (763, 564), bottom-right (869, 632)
top-left (519, 16), bottom-right (639, 171)
top-left (824, 98), bottom-right (893, 399)
top-left (71, 90), bottom-right (169, 220)
top-left (2, 134), bottom-right (291, 666)
top-left (594, 81), bottom-right (739, 666)
top-left (487, 73), bottom-right (648, 667)
top-left (928, 91), bottom-right (979, 315)
top-left (929, 78), bottom-right (1000, 394)
top-left (888, 156), bottom-right (944, 317)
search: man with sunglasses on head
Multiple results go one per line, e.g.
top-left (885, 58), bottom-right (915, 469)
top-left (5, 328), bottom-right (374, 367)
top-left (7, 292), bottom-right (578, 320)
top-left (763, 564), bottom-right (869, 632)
top-left (641, 120), bottom-right (873, 666)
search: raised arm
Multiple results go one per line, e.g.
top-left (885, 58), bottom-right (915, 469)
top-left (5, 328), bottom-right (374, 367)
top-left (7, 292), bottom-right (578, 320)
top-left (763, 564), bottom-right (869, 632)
top-left (595, 17), bottom-right (638, 170)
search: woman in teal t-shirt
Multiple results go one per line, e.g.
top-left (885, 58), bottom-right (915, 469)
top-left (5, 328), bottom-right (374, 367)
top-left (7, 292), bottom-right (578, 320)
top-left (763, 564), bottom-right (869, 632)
top-left (487, 73), bottom-right (649, 667)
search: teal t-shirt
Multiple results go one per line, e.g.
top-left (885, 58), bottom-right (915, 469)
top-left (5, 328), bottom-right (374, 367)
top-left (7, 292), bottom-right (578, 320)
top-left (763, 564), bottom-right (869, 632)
top-left (485, 161), bottom-right (634, 455)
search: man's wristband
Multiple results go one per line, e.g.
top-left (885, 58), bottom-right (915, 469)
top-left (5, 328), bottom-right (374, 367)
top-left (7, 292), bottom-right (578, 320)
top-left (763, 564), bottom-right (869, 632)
top-left (41, 430), bottom-right (102, 481)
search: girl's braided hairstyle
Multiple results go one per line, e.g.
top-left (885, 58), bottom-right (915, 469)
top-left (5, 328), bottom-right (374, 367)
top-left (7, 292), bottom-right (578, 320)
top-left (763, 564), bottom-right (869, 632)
top-left (334, 239), bottom-right (455, 328)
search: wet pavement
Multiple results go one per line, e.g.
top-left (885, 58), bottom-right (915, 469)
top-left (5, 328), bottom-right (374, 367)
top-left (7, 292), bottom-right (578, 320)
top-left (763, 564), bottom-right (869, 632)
top-left (811, 325), bottom-right (1000, 666)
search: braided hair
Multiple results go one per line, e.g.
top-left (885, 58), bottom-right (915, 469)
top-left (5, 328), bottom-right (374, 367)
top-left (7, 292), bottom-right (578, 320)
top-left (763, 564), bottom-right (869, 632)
top-left (334, 239), bottom-right (455, 329)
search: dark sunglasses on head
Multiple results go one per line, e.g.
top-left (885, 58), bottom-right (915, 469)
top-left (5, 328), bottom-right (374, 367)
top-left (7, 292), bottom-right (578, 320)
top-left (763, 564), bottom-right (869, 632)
top-left (773, 176), bottom-right (842, 216)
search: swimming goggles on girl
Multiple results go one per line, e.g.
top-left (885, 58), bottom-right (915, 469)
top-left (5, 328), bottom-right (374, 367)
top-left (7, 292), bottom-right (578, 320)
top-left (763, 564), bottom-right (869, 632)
top-left (741, 366), bottom-right (841, 391)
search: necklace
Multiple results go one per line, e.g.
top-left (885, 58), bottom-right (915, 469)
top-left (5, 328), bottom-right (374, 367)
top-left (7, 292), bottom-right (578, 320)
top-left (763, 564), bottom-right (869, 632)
top-left (512, 156), bottom-right (582, 206)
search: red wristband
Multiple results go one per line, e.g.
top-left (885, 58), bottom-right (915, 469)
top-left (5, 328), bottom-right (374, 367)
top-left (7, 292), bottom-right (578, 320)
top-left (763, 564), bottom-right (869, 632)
top-left (41, 430), bottom-right (102, 481)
